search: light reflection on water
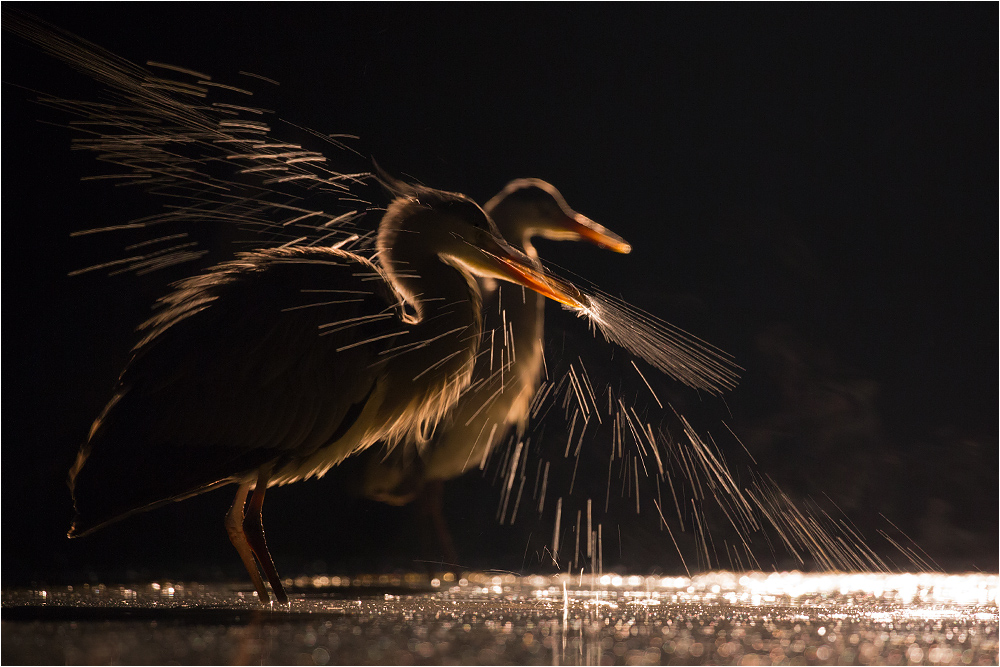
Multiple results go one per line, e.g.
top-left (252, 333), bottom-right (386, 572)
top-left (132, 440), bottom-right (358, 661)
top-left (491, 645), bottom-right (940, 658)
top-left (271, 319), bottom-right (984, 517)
top-left (2, 571), bottom-right (997, 665)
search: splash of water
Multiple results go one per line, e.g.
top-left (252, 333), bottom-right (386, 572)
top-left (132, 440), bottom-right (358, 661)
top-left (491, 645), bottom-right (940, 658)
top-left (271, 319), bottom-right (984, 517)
top-left (571, 289), bottom-right (741, 395)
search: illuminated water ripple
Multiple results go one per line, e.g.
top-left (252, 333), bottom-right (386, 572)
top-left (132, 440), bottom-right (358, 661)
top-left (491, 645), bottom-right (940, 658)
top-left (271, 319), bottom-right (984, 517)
top-left (3, 571), bottom-right (996, 665)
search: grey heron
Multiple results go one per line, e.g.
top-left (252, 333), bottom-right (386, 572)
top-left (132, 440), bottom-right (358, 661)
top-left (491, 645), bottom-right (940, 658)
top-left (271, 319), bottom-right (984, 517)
top-left (356, 181), bottom-right (629, 530)
top-left (67, 183), bottom-right (587, 604)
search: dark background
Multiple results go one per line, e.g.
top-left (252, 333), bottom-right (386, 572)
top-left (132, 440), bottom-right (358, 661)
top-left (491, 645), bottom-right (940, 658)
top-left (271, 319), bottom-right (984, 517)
top-left (4, 4), bottom-right (996, 586)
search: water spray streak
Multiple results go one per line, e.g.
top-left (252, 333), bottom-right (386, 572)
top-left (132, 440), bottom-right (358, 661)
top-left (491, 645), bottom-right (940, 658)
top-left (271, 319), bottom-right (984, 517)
top-left (572, 289), bottom-right (741, 394)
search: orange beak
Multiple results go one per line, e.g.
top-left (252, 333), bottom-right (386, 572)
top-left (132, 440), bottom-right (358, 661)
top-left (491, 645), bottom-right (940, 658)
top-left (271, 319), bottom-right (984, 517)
top-left (565, 213), bottom-right (632, 254)
top-left (493, 253), bottom-right (587, 309)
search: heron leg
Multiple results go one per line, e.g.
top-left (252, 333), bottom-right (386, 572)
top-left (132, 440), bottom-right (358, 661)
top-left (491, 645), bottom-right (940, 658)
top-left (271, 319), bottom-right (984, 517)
top-left (417, 480), bottom-right (457, 566)
top-left (243, 468), bottom-right (289, 604)
top-left (225, 481), bottom-right (270, 603)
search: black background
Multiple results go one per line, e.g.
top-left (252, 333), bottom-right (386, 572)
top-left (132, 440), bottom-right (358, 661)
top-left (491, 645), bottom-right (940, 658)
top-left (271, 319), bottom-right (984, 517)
top-left (4, 4), bottom-right (996, 585)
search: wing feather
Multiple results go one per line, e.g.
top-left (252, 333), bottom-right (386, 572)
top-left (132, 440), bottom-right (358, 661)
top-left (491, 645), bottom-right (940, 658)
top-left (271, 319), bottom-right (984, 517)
top-left (69, 246), bottom-right (400, 534)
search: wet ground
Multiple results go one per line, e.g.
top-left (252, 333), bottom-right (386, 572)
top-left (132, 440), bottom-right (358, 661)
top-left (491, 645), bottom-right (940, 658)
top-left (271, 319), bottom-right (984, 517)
top-left (2, 572), bottom-right (997, 665)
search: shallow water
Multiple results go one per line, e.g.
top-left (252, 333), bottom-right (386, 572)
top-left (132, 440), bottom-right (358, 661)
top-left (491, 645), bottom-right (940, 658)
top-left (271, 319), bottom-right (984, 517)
top-left (3, 572), bottom-right (997, 665)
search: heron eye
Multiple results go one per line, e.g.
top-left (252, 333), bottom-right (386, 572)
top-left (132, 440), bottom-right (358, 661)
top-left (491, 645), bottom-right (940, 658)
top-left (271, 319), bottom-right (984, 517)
top-left (461, 209), bottom-right (494, 233)
top-left (434, 198), bottom-right (491, 231)
top-left (463, 208), bottom-right (493, 231)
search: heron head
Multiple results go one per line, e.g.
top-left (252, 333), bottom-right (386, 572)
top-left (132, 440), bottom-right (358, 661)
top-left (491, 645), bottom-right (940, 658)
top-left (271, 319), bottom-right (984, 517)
top-left (379, 186), bottom-right (587, 309)
top-left (484, 178), bottom-right (631, 254)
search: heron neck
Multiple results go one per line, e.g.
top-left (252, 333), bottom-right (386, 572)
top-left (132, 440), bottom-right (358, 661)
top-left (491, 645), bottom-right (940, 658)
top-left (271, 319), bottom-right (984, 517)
top-left (382, 240), bottom-right (482, 325)
top-left (360, 242), bottom-right (485, 454)
top-left (477, 227), bottom-right (545, 399)
top-left (474, 220), bottom-right (544, 341)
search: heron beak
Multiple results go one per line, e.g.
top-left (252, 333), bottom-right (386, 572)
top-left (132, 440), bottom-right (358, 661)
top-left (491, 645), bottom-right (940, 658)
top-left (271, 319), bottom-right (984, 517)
top-left (564, 213), bottom-right (632, 254)
top-left (459, 234), bottom-right (586, 309)
top-left (493, 252), bottom-right (588, 309)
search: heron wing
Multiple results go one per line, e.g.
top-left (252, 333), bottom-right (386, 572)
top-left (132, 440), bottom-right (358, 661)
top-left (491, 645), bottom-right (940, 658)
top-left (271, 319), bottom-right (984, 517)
top-left (70, 246), bottom-right (402, 534)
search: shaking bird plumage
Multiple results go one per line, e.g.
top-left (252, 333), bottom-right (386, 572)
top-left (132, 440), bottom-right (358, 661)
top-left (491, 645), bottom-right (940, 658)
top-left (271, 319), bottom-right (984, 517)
top-left (67, 184), bottom-right (585, 604)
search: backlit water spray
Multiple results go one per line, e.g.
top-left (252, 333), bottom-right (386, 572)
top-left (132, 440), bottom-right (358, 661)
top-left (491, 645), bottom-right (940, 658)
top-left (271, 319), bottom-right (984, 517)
top-left (4, 10), bottom-right (995, 665)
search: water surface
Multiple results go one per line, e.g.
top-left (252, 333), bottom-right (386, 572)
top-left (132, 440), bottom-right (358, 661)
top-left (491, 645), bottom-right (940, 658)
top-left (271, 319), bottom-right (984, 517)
top-left (3, 571), bottom-right (997, 665)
